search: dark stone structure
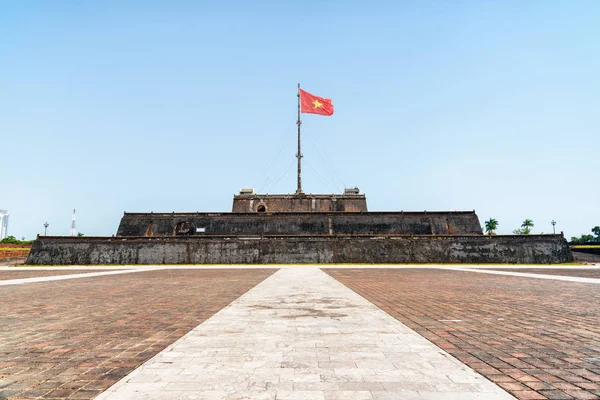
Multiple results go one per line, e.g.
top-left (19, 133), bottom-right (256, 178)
top-left (27, 234), bottom-right (572, 265)
top-left (232, 192), bottom-right (368, 213)
top-left (26, 189), bottom-right (574, 265)
top-left (117, 211), bottom-right (483, 237)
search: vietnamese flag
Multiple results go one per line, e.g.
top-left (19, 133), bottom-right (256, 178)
top-left (299, 89), bottom-right (334, 116)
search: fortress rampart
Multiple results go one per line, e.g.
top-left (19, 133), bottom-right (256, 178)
top-left (117, 211), bottom-right (483, 237)
top-left (27, 234), bottom-right (573, 265)
top-left (27, 191), bottom-right (575, 265)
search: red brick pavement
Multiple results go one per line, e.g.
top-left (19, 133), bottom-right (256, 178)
top-left (0, 269), bottom-right (275, 399)
top-left (0, 270), bottom-right (122, 281)
top-left (483, 269), bottom-right (600, 279)
top-left (326, 268), bottom-right (600, 400)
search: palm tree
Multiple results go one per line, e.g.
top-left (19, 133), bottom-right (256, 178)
top-left (521, 219), bottom-right (534, 234)
top-left (484, 218), bottom-right (498, 235)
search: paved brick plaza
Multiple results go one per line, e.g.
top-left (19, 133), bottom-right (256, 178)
top-left (0, 269), bottom-right (275, 399)
top-left (326, 268), bottom-right (600, 400)
top-left (0, 265), bottom-right (599, 400)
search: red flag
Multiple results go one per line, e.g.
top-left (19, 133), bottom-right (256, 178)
top-left (299, 89), bottom-right (334, 116)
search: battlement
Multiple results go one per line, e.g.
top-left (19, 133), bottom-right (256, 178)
top-left (232, 191), bottom-right (368, 213)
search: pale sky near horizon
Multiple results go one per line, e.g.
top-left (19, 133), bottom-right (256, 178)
top-left (1, 1), bottom-right (598, 240)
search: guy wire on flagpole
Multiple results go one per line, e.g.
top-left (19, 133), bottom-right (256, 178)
top-left (296, 83), bottom-right (303, 194)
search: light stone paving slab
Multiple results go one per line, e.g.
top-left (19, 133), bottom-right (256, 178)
top-left (446, 266), bottom-right (600, 284)
top-left (96, 267), bottom-right (514, 400)
top-left (0, 266), bottom-right (136, 270)
top-left (452, 265), bottom-right (600, 269)
top-left (0, 268), bottom-right (162, 286)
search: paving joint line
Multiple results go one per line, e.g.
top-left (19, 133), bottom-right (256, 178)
top-left (437, 266), bottom-right (600, 284)
top-left (0, 268), bottom-right (165, 286)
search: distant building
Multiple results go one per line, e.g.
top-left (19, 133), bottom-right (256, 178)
top-left (0, 210), bottom-right (9, 240)
top-left (69, 208), bottom-right (77, 236)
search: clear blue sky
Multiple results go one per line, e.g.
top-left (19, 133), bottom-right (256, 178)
top-left (1, 1), bottom-right (598, 239)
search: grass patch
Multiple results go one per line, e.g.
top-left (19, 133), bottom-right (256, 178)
top-left (0, 247), bottom-right (30, 251)
top-left (571, 245), bottom-right (600, 249)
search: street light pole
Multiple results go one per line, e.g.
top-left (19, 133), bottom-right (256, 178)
top-left (44, 222), bottom-right (49, 236)
top-left (551, 220), bottom-right (556, 234)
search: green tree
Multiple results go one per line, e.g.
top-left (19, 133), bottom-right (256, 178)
top-left (0, 235), bottom-right (20, 244)
top-left (521, 219), bottom-right (534, 235)
top-left (0, 236), bottom-right (34, 245)
top-left (77, 232), bottom-right (84, 237)
top-left (484, 218), bottom-right (498, 235)
top-left (570, 234), bottom-right (595, 243)
top-left (571, 226), bottom-right (600, 243)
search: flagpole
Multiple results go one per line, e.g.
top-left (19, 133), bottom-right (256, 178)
top-left (296, 83), bottom-right (303, 194)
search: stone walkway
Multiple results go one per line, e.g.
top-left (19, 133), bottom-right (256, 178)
top-left (98, 268), bottom-right (513, 400)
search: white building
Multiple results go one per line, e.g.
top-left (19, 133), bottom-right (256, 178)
top-left (0, 210), bottom-right (9, 240)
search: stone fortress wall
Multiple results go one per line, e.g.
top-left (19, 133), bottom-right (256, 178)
top-left (27, 234), bottom-right (573, 265)
top-left (26, 191), bottom-right (575, 265)
top-left (117, 211), bottom-right (483, 237)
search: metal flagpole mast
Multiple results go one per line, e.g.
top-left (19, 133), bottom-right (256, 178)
top-left (296, 83), bottom-right (303, 194)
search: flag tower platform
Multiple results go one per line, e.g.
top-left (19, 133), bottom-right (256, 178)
top-left (26, 86), bottom-right (573, 265)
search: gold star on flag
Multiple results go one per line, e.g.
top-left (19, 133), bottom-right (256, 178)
top-left (312, 99), bottom-right (323, 109)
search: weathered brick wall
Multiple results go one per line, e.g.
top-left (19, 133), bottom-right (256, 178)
top-left (116, 211), bottom-right (483, 237)
top-left (0, 244), bottom-right (32, 259)
top-left (27, 235), bottom-right (573, 265)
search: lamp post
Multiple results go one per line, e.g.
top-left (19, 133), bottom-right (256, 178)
top-left (551, 220), bottom-right (556, 234)
top-left (44, 222), bottom-right (49, 236)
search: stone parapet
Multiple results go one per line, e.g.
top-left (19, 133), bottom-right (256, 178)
top-left (232, 193), bottom-right (368, 213)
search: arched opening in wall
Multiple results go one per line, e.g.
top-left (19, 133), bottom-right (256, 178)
top-left (174, 221), bottom-right (195, 236)
top-left (257, 204), bottom-right (266, 213)
top-left (145, 222), bottom-right (154, 237)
